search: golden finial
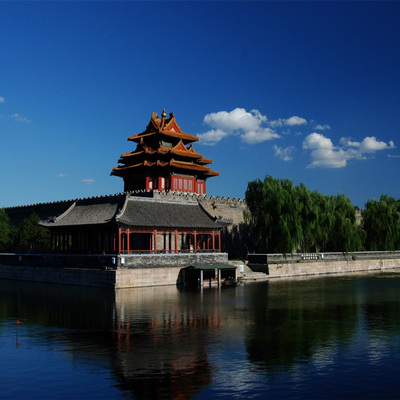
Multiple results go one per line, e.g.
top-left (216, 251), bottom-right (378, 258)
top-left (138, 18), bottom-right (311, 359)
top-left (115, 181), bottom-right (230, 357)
top-left (161, 109), bottom-right (167, 119)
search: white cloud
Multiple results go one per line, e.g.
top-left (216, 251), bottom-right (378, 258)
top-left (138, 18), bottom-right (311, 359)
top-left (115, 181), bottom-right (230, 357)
top-left (55, 173), bottom-right (68, 178)
top-left (203, 108), bottom-right (268, 132)
top-left (241, 128), bottom-right (280, 144)
top-left (303, 133), bottom-right (396, 168)
top-left (303, 133), bottom-right (347, 168)
top-left (0, 96), bottom-right (5, 103)
top-left (314, 124), bottom-right (331, 131)
top-left (270, 116), bottom-right (307, 128)
top-left (82, 179), bottom-right (95, 185)
top-left (284, 116), bottom-right (307, 126)
top-left (268, 119), bottom-right (284, 127)
top-left (197, 108), bottom-right (279, 145)
top-left (274, 145), bottom-right (296, 161)
top-left (11, 113), bottom-right (31, 123)
top-left (196, 129), bottom-right (230, 145)
top-left (361, 137), bottom-right (395, 153)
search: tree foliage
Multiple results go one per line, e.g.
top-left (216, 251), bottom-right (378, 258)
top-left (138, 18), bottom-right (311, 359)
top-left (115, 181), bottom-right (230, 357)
top-left (16, 213), bottom-right (51, 253)
top-left (245, 176), bottom-right (363, 253)
top-left (0, 209), bottom-right (15, 251)
top-left (363, 195), bottom-right (400, 251)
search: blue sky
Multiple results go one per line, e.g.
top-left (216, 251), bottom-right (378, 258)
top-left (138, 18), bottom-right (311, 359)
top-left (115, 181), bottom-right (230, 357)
top-left (1, 1), bottom-right (399, 208)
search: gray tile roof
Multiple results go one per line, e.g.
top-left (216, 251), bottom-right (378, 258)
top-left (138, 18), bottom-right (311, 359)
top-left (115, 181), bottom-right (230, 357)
top-left (40, 195), bottom-right (125, 227)
top-left (39, 194), bottom-right (225, 229)
top-left (117, 197), bottom-right (223, 229)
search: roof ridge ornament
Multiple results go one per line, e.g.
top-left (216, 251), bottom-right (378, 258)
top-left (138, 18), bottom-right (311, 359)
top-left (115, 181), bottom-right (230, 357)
top-left (161, 108), bottom-right (167, 119)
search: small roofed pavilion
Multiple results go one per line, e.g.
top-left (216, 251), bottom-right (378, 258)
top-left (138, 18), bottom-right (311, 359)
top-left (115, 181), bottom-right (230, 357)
top-left (111, 110), bottom-right (219, 194)
top-left (39, 194), bottom-right (226, 255)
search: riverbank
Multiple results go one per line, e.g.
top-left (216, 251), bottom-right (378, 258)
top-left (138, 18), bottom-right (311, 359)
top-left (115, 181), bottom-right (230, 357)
top-left (246, 251), bottom-right (400, 279)
top-left (0, 252), bottom-right (231, 288)
top-left (1, 251), bottom-right (400, 288)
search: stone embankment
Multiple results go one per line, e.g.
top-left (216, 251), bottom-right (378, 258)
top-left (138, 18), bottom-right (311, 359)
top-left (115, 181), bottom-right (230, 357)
top-left (0, 252), bottom-right (230, 289)
top-left (247, 251), bottom-right (400, 279)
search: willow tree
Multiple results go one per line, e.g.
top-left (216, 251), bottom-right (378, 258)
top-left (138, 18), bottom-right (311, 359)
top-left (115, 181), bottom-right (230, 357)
top-left (245, 176), bottom-right (363, 254)
top-left (323, 194), bottom-right (363, 252)
top-left (295, 184), bottom-right (318, 252)
top-left (245, 176), bottom-right (302, 253)
top-left (363, 195), bottom-right (400, 250)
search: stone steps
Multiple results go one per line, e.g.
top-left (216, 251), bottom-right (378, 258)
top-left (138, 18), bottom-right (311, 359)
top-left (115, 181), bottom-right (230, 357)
top-left (238, 263), bottom-right (269, 281)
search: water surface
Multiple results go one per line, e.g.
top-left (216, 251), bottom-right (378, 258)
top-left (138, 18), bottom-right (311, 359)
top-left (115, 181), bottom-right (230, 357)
top-left (1, 272), bottom-right (400, 399)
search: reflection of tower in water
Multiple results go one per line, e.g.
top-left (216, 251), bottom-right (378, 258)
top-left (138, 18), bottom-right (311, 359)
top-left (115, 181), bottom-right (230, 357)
top-left (112, 286), bottom-right (221, 399)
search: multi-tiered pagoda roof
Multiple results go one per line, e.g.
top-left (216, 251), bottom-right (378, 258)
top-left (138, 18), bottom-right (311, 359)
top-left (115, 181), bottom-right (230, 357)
top-left (111, 110), bottom-right (219, 194)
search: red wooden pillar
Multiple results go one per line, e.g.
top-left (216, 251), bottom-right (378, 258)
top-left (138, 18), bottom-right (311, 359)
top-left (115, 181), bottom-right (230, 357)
top-left (154, 229), bottom-right (157, 253)
top-left (194, 230), bottom-right (197, 253)
top-left (175, 230), bottom-right (178, 253)
top-left (118, 228), bottom-right (122, 254)
top-left (126, 228), bottom-right (130, 254)
top-left (212, 232), bottom-right (215, 252)
top-left (218, 231), bottom-right (221, 252)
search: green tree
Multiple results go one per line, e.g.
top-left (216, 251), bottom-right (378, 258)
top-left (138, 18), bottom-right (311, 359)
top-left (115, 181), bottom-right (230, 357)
top-left (17, 213), bottom-right (50, 253)
top-left (324, 194), bottom-right (363, 252)
top-left (245, 176), bottom-right (363, 254)
top-left (0, 209), bottom-right (15, 251)
top-left (363, 195), bottom-right (400, 250)
top-left (246, 176), bottom-right (302, 253)
top-left (295, 184), bottom-right (318, 252)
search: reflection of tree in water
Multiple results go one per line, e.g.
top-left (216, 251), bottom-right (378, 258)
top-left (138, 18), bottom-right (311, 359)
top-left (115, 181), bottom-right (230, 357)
top-left (363, 301), bottom-right (400, 334)
top-left (0, 280), bottom-right (115, 330)
top-left (361, 275), bottom-right (400, 336)
top-left (245, 278), bottom-right (359, 374)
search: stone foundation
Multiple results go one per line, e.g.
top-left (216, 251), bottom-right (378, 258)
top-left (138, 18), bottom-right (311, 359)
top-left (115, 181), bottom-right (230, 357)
top-left (0, 264), bottom-right (117, 288)
top-left (0, 252), bottom-right (229, 289)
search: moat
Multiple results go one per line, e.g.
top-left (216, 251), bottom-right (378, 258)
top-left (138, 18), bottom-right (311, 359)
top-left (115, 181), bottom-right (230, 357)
top-left (2, 272), bottom-right (400, 399)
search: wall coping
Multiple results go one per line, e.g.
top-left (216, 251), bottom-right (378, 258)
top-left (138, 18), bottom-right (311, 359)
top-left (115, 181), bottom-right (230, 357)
top-left (248, 251), bottom-right (400, 264)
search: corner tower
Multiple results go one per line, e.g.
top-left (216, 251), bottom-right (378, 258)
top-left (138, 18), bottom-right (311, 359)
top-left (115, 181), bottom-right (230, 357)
top-left (111, 110), bottom-right (219, 194)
